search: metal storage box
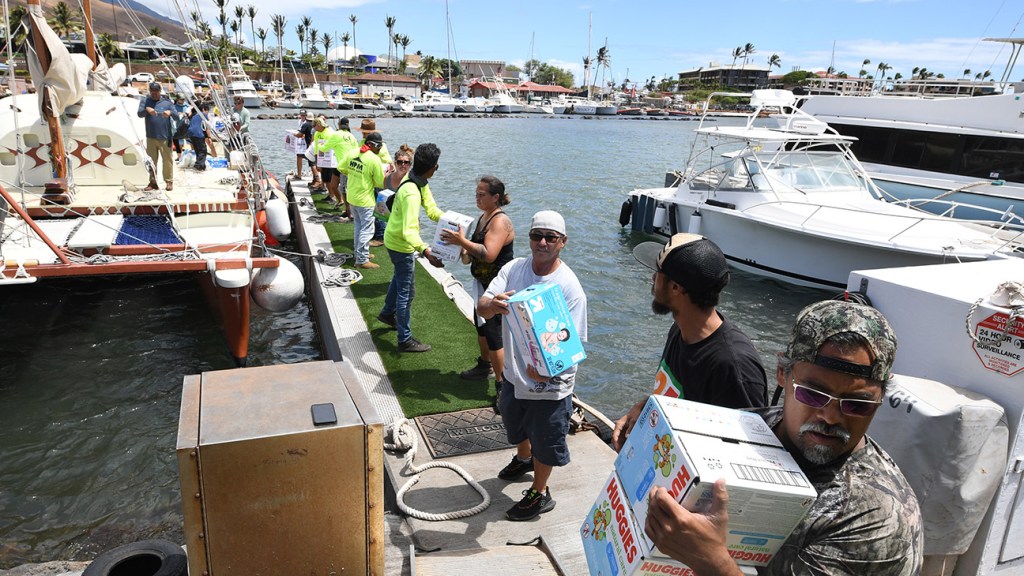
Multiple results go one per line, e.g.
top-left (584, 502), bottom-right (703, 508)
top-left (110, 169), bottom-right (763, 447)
top-left (176, 360), bottom-right (384, 576)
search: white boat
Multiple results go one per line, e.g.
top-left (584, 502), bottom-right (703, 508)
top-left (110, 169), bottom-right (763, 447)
top-left (416, 91), bottom-right (459, 113)
top-left (383, 97), bottom-right (415, 112)
top-left (596, 102), bottom-right (618, 115)
top-left (0, 0), bottom-right (299, 365)
top-left (621, 89), bottom-right (1024, 289)
top-left (798, 38), bottom-right (1024, 223)
top-left (328, 93), bottom-right (354, 110)
top-left (564, 96), bottom-right (599, 115)
top-left (298, 85), bottom-right (330, 109)
top-left (224, 57), bottom-right (262, 108)
top-left (840, 257), bottom-right (1024, 576)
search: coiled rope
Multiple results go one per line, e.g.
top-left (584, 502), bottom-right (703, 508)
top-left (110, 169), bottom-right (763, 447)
top-left (383, 418), bottom-right (490, 521)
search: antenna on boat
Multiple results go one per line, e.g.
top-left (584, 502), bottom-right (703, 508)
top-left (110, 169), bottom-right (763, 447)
top-left (984, 37), bottom-right (1024, 90)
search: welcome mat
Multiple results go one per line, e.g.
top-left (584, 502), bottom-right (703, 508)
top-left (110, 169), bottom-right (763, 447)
top-left (414, 408), bottom-right (509, 459)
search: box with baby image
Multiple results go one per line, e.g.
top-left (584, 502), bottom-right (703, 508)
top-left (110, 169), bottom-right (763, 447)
top-left (580, 470), bottom-right (758, 576)
top-left (429, 211), bottom-right (475, 262)
top-left (614, 395), bottom-right (817, 567)
top-left (505, 282), bottom-right (586, 377)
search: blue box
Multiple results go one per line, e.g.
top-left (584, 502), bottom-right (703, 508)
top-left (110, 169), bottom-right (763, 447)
top-left (505, 282), bottom-right (586, 377)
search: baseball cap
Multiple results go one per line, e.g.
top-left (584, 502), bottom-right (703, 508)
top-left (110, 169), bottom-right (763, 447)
top-left (364, 131), bottom-right (383, 146)
top-left (786, 300), bottom-right (897, 382)
top-left (530, 210), bottom-right (566, 235)
top-left (299, 109), bottom-right (308, 116)
top-left (149, 82), bottom-right (161, 92)
top-left (339, 116), bottom-right (350, 128)
top-left (633, 233), bottom-right (728, 293)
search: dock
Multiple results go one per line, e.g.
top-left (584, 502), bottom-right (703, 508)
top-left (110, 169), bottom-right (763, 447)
top-left (288, 177), bottom-right (618, 575)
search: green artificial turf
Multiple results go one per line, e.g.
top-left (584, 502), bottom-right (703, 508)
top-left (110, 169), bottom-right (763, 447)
top-left (316, 196), bottom-right (495, 418)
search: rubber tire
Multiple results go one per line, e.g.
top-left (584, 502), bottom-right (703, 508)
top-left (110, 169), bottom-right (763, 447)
top-left (83, 539), bottom-right (188, 576)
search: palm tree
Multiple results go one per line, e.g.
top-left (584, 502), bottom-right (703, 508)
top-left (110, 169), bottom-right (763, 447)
top-left (247, 5), bottom-right (257, 58)
top-left (309, 28), bottom-right (319, 58)
top-left (861, 59), bottom-right (871, 77)
top-left (300, 16), bottom-right (312, 54)
top-left (233, 5), bottom-right (244, 47)
top-left (731, 46), bottom-right (743, 68)
top-left (912, 66), bottom-right (920, 79)
top-left (768, 53), bottom-right (781, 71)
top-left (149, 25), bottom-right (161, 37)
top-left (340, 32), bottom-right (351, 65)
top-left (213, 0), bottom-right (229, 47)
top-left (49, 1), bottom-right (79, 40)
top-left (963, 68), bottom-right (971, 79)
top-left (97, 32), bottom-right (121, 59)
top-left (596, 44), bottom-right (611, 94)
top-left (983, 70), bottom-right (992, 81)
top-left (271, 14), bottom-right (287, 68)
top-left (582, 56), bottom-right (592, 92)
top-left (399, 34), bottom-right (411, 63)
top-left (5, 5), bottom-right (28, 51)
top-left (875, 62), bottom-right (891, 89)
top-left (295, 24), bottom-right (306, 60)
top-left (321, 34), bottom-right (333, 71)
top-left (190, 11), bottom-right (203, 32)
top-left (384, 15), bottom-right (396, 73)
top-left (256, 27), bottom-right (267, 61)
top-left (215, 12), bottom-right (229, 54)
top-left (742, 42), bottom-right (756, 66)
top-left (230, 20), bottom-right (240, 54)
top-left (349, 14), bottom-right (358, 67)
top-left (418, 55), bottom-right (442, 87)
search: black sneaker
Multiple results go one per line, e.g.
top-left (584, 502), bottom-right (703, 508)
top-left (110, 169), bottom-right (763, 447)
top-left (398, 337), bottom-right (431, 353)
top-left (377, 312), bottom-right (397, 329)
top-left (506, 487), bottom-right (555, 521)
top-left (460, 357), bottom-right (495, 380)
top-left (497, 455), bottom-right (534, 481)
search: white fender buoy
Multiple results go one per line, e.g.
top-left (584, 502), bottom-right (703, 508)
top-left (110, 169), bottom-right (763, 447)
top-left (251, 257), bottom-right (303, 312)
top-left (687, 210), bottom-right (703, 234)
top-left (265, 195), bottom-right (292, 241)
top-left (652, 205), bottom-right (668, 229)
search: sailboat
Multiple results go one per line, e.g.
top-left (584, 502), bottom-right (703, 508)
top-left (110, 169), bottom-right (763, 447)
top-left (0, 0), bottom-right (300, 365)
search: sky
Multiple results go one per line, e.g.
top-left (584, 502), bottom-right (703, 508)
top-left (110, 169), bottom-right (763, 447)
top-left (139, 0), bottom-right (1024, 87)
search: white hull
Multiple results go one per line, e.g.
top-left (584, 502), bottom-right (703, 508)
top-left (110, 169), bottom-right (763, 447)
top-left (300, 99), bottom-right (330, 109)
top-left (596, 104), bottom-right (618, 115)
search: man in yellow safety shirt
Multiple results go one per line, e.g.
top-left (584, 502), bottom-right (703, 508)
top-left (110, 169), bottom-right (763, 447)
top-left (340, 131), bottom-right (385, 270)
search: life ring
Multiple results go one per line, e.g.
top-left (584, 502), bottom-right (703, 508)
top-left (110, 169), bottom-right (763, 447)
top-left (82, 539), bottom-right (187, 576)
top-left (618, 198), bottom-right (632, 226)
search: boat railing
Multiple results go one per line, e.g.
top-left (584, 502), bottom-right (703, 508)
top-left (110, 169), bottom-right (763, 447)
top-left (737, 198), bottom-right (1024, 252)
top-left (884, 194), bottom-right (1024, 229)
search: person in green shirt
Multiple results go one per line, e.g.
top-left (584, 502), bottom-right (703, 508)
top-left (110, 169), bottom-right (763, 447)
top-left (324, 117), bottom-right (359, 214)
top-left (310, 117), bottom-right (341, 205)
top-left (340, 131), bottom-right (385, 269)
top-left (377, 143), bottom-right (445, 353)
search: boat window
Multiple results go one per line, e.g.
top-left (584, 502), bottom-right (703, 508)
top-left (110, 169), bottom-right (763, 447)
top-left (95, 135), bottom-right (112, 149)
top-left (122, 152), bottom-right (138, 166)
top-left (962, 136), bottom-right (1024, 182)
top-left (23, 133), bottom-right (40, 148)
top-left (765, 151), bottom-right (863, 192)
top-left (0, 152), bottom-right (14, 166)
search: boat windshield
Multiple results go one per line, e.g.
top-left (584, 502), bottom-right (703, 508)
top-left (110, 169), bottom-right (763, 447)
top-left (691, 148), bottom-right (866, 193)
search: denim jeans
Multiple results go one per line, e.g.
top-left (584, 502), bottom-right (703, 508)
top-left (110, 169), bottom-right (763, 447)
top-left (351, 205), bottom-right (374, 265)
top-left (382, 249), bottom-right (417, 343)
top-left (189, 136), bottom-right (207, 169)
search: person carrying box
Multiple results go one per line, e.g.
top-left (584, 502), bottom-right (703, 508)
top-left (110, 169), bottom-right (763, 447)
top-left (477, 210), bottom-right (588, 521)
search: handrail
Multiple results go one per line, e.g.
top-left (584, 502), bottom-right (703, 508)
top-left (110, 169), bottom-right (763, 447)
top-left (0, 183), bottom-right (71, 265)
top-left (734, 198), bottom-right (1024, 252)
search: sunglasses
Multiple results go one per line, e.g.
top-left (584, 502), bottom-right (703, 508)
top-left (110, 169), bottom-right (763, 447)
top-left (529, 232), bottom-right (564, 243)
top-left (396, 160), bottom-right (411, 165)
top-left (792, 382), bottom-right (882, 417)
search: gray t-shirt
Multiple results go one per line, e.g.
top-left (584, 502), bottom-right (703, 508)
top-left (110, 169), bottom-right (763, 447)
top-left (750, 407), bottom-right (923, 576)
top-left (484, 256), bottom-right (587, 401)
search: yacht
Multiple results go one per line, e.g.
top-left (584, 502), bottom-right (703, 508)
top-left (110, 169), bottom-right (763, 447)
top-left (224, 57), bottom-right (261, 108)
top-left (298, 84), bottom-right (330, 110)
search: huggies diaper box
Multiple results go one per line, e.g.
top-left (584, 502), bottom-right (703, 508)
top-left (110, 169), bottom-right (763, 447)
top-left (612, 396), bottom-right (817, 567)
top-left (430, 211), bottom-right (475, 262)
top-left (580, 471), bottom-right (757, 576)
top-left (505, 282), bottom-right (586, 377)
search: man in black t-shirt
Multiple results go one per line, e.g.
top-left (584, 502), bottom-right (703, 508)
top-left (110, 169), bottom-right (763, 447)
top-left (611, 233), bottom-right (767, 451)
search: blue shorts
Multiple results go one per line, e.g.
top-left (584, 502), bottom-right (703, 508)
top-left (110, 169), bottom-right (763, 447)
top-left (498, 379), bottom-right (572, 467)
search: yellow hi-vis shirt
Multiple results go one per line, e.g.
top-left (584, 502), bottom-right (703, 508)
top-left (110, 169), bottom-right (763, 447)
top-left (383, 175), bottom-right (443, 254)
top-left (340, 148), bottom-right (384, 208)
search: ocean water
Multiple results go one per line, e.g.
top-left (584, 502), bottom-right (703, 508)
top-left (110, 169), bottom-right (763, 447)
top-left (0, 111), bottom-right (833, 566)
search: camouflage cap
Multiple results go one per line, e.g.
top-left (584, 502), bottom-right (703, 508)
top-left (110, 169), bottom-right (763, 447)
top-left (787, 300), bottom-right (897, 382)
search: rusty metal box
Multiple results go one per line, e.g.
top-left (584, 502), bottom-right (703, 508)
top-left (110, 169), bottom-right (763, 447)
top-left (176, 360), bottom-right (384, 576)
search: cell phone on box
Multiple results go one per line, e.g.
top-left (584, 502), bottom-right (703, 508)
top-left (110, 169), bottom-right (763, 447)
top-left (311, 403), bottom-right (337, 426)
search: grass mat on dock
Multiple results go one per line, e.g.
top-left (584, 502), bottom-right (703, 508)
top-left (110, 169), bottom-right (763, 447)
top-left (318, 199), bottom-right (496, 418)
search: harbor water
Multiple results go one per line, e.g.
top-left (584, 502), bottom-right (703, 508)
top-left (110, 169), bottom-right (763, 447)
top-left (0, 112), bottom-right (833, 567)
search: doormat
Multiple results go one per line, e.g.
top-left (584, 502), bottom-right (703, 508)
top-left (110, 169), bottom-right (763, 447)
top-left (414, 408), bottom-right (509, 459)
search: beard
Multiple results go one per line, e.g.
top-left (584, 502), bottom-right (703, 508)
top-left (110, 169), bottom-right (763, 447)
top-left (651, 298), bottom-right (671, 315)
top-left (797, 421), bottom-right (852, 465)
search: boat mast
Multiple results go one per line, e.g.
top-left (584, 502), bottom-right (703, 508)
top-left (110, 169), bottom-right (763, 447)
top-left (82, 0), bottom-right (96, 68)
top-left (585, 12), bottom-right (592, 100)
top-left (445, 0), bottom-right (452, 92)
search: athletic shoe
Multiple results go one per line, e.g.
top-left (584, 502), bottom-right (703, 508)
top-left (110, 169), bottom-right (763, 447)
top-left (460, 357), bottom-right (494, 380)
top-left (398, 337), bottom-right (431, 353)
top-left (497, 455), bottom-right (534, 481)
top-left (505, 488), bottom-right (555, 521)
top-left (357, 262), bottom-right (380, 269)
top-left (377, 312), bottom-right (397, 329)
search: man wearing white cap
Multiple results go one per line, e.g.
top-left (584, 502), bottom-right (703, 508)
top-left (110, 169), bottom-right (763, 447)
top-left (478, 210), bottom-right (588, 521)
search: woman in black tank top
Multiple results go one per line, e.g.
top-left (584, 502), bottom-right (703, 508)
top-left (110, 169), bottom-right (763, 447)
top-left (440, 176), bottom-right (515, 382)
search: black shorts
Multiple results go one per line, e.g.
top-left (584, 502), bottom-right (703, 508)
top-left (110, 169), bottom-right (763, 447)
top-left (474, 310), bottom-right (503, 351)
top-left (297, 152), bottom-right (315, 167)
top-left (320, 167), bottom-right (339, 181)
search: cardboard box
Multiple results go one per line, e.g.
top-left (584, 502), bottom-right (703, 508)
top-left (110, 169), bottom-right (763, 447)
top-left (505, 282), bottom-right (586, 377)
top-left (580, 471), bottom-right (757, 576)
top-left (430, 211), bottom-right (474, 262)
top-left (615, 396), bottom-right (816, 566)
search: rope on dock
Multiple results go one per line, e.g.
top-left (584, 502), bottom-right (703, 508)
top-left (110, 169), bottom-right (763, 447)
top-left (384, 418), bottom-right (491, 521)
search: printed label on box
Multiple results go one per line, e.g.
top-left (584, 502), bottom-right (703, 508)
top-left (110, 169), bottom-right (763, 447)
top-left (430, 211), bottom-right (474, 262)
top-left (506, 282), bottom-right (586, 377)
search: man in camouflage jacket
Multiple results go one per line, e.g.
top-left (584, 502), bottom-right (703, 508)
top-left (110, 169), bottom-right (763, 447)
top-left (644, 300), bottom-right (923, 576)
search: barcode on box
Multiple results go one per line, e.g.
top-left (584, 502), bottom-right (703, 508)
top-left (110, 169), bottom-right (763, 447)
top-left (732, 464), bottom-right (810, 488)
